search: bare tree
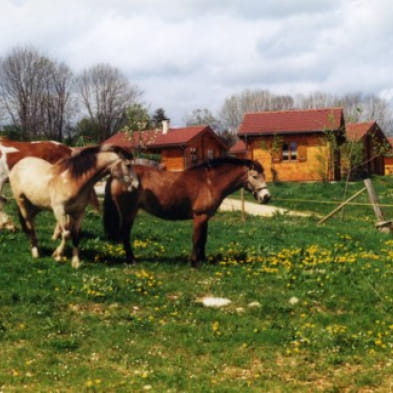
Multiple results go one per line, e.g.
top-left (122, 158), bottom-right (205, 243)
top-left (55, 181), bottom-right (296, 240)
top-left (0, 47), bottom-right (48, 139)
top-left (42, 61), bottom-right (74, 141)
top-left (219, 89), bottom-right (294, 132)
top-left (77, 64), bottom-right (141, 141)
top-left (184, 108), bottom-right (222, 131)
top-left (295, 92), bottom-right (393, 134)
top-left (0, 46), bottom-right (73, 141)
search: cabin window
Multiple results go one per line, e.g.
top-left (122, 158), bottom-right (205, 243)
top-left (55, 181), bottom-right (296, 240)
top-left (190, 147), bottom-right (198, 164)
top-left (207, 149), bottom-right (214, 160)
top-left (282, 142), bottom-right (297, 161)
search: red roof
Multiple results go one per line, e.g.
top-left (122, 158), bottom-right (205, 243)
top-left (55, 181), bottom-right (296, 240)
top-left (238, 107), bottom-right (344, 136)
top-left (346, 121), bottom-right (376, 142)
top-left (229, 139), bottom-right (247, 154)
top-left (104, 125), bottom-right (225, 149)
top-left (150, 125), bottom-right (227, 149)
top-left (150, 126), bottom-right (208, 147)
top-left (104, 130), bottom-right (161, 148)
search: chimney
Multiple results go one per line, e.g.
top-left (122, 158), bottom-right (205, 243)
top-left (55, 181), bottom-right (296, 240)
top-left (162, 119), bottom-right (170, 134)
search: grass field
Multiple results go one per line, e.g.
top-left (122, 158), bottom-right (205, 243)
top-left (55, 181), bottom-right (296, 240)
top-left (2, 178), bottom-right (393, 392)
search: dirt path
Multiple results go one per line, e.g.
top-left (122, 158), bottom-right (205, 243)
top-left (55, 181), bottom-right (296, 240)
top-left (219, 198), bottom-right (317, 217)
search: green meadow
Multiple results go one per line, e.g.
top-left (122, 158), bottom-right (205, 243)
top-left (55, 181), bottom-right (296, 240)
top-left (2, 177), bottom-right (393, 392)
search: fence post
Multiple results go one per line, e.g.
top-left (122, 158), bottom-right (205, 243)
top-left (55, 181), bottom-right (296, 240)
top-left (363, 178), bottom-right (392, 233)
top-left (240, 188), bottom-right (245, 222)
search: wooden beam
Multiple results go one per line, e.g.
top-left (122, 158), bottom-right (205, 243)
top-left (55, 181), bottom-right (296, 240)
top-left (318, 187), bottom-right (366, 224)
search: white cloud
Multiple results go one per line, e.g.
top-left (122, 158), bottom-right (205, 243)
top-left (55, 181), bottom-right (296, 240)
top-left (0, 0), bottom-right (393, 124)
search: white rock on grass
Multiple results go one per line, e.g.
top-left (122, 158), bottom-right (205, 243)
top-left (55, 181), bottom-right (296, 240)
top-left (288, 296), bottom-right (299, 305)
top-left (197, 296), bottom-right (232, 308)
top-left (248, 301), bottom-right (262, 308)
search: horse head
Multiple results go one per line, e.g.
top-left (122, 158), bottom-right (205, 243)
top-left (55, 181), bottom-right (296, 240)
top-left (100, 144), bottom-right (139, 191)
top-left (110, 159), bottom-right (139, 191)
top-left (245, 162), bottom-right (271, 204)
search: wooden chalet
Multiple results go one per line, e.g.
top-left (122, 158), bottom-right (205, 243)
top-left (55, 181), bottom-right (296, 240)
top-left (386, 138), bottom-right (393, 175)
top-left (229, 139), bottom-right (248, 159)
top-left (148, 125), bottom-right (227, 171)
top-left (105, 122), bottom-right (227, 171)
top-left (238, 108), bottom-right (345, 182)
top-left (345, 121), bottom-right (390, 178)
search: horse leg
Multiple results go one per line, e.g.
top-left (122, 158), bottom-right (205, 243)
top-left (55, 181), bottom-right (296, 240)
top-left (0, 170), bottom-right (8, 201)
top-left (52, 207), bottom-right (71, 262)
top-left (115, 191), bottom-right (138, 264)
top-left (16, 199), bottom-right (40, 258)
top-left (121, 211), bottom-right (138, 264)
top-left (0, 174), bottom-right (16, 231)
top-left (88, 189), bottom-right (100, 212)
top-left (191, 214), bottom-right (209, 267)
top-left (51, 222), bottom-right (61, 240)
top-left (70, 215), bottom-right (83, 269)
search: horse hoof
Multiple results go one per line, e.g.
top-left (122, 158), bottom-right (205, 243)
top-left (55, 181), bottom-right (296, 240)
top-left (191, 260), bottom-right (202, 268)
top-left (52, 253), bottom-right (68, 263)
top-left (71, 258), bottom-right (82, 269)
top-left (31, 247), bottom-right (39, 258)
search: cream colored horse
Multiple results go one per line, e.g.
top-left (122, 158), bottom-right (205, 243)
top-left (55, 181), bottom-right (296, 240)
top-left (9, 144), bottom-right (138, 268)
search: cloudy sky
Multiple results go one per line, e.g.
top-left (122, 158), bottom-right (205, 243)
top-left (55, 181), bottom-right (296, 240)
top-left (1, 0), bottom-right (392, 124)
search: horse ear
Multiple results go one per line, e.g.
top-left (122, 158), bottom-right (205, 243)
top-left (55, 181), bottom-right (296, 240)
top-left (100, 144), bottom-right (112, 152)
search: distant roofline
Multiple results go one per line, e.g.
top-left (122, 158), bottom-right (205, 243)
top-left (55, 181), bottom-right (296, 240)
top-left (239, 128), bottom-right (343, 137)
top-left (242, 106), bottom-right (344, 116)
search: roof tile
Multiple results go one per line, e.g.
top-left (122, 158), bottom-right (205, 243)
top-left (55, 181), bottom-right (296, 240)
top-left (238, 107), bottom-right (344, 135)
top-left (346, 121), bottom-right (376, 142)
top-left (150, 126), bottom-right (208, 147)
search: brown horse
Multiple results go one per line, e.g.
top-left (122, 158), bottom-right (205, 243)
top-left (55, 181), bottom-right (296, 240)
top-left (9, 144), bottom-right (138, 268)
top-left (103, 157), bottom-right (271, 267)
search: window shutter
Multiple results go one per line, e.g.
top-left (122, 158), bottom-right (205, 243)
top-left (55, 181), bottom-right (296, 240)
top-left (298, 144), bottom-right (307, 162)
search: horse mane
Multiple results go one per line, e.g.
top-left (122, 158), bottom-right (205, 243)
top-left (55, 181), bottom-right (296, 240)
top-left (55, 144), bottom-right (133, 179)
top-left (189, 156), bottom-right (263, 172)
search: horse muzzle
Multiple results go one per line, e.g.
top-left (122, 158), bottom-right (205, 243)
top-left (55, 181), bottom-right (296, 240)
top-left (254, 187), bottom-right (271, 204)
top-left (120, 173), bottom-right (139, 191)
top-left (127, 176), bottom-right (139, 191)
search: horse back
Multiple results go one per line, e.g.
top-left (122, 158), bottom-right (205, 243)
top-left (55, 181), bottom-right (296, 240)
top-left (1, 140), bottom-right (72, 169)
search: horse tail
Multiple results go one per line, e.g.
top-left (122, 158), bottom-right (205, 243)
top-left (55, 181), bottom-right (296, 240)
top-left (103, 177), bottom-right (122, 241)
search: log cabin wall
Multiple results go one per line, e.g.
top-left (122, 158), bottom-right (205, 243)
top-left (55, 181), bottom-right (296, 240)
top-left (161, 133), bottom-right (227, 171)
top-left (248, 133), bottom-right (338, 182)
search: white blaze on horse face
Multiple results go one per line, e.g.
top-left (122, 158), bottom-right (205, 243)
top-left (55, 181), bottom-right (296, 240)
top-left (256, 185), bottom-right (271, 204)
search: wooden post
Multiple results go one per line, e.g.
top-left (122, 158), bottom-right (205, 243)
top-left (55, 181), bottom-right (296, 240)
top-left (364, 178), bottom-right (384, 221)
top-left (363, 178), bottom-right (392, 233)
top-left (318, 187), bottom-right (366, 224)
top-left (240, 188), bottom-right (245, 222)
